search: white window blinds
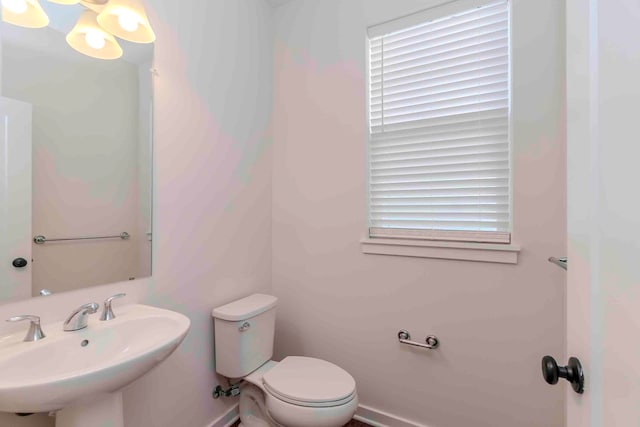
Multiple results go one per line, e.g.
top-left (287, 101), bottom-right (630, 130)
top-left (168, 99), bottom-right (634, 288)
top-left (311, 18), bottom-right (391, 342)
top-left (368, 0), bottom-right (511, 244)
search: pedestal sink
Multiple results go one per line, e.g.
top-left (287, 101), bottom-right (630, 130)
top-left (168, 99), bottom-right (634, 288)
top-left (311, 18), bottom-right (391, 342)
top-left (0, 304), bottom-right (190, 427)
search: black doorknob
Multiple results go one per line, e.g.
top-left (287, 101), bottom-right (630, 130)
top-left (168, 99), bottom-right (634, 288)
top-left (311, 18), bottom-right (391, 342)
top-left (542, 355), bottom-right (584, 394)
top-left (11, 258), bottom-right (28, 268)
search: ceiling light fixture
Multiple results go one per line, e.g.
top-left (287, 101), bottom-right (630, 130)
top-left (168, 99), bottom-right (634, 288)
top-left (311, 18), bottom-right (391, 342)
top-left (1, 0), bottom-right (49, 28)
top-left (47, 0), bottom-right (80, 4)
top-left (3, 0), bottom-right (27, 14)
top-left (97, 0), bottom-right (155, 44)
top-left (66, 9), bottom-right (123, 60)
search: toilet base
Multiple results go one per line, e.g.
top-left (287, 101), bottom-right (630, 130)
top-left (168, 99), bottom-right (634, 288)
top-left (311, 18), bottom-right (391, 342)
top-left (239, 384), bottom-right (279, 427)
top-left (239, 383), bottom-right (356, 427)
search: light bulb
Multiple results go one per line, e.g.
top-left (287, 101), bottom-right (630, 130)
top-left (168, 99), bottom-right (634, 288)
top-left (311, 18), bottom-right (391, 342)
top-left (117, 11), bottom-right (139, 32)
top-left (85, 30), bottom-right (106, 50)
top-left (2, 0), bottom-right (27, 14)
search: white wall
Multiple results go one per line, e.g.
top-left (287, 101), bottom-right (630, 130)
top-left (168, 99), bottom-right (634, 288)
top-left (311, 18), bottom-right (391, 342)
top-left (0, 0), bottom-right (273, 426)
top-left (567, 0), bottom-right (640, 425)
top-left (271, 1), bottom-right (566, 427)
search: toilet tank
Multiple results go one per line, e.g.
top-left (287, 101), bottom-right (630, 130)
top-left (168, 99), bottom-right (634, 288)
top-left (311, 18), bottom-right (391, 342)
top-left (212, 294), bottom-right (278, 378)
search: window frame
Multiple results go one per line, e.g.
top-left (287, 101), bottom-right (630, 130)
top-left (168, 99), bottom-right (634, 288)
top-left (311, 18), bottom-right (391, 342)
top-left (363, 0), bottom-right (519, 263)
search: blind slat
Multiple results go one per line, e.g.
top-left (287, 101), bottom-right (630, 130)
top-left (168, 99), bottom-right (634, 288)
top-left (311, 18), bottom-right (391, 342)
top-left (368, 0), bottom-right (510, 241)
top-left (370, 39), bottom-right (508, 75)
top-left (371, 143), bottom-right (509, 165)
top-left (369, 228), bottom-right (510, 243)
top-left (371, 26), bottom-right (508, 68)
top-left (371, 101), bottom-right (509, 128)
top-left (371, 195), bottom-right (509, 203)
top-left (372, 150), bottom-right (509, 169)
top-left (372, 72), bottom-right (508, 106)
top-left (371, 108), bottom-right (508, 134)
top-left (371, 54), bottom-right (508, 89)
top-left (371, 203), bottom-right (510, 209)
top-left (371, 114), bottom-right (508, 141)
top-left (371, 170), bottom-right (510, 186)
top-left (371, 162), bottom-right (510, 179)
top-left (376, 11), bottom-right (508, 55)
top-left (371, 85), bottom-right (508, 117)
top-left (372, 131), bottom-right (508, 152)
top-left (369, 219), bottom-right (511, 229)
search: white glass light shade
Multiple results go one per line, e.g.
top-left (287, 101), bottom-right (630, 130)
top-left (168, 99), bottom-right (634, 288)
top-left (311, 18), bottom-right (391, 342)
top-left (3, 0), bottom-right (27, 14)
top-left (1, 0), bottom-right (49, 28)
top-left (47, 0), bottom-right (80, 4)
top-left (66, 10), bottom-right (123, 60)
top-left (97, 0), bottom-right (155, 44)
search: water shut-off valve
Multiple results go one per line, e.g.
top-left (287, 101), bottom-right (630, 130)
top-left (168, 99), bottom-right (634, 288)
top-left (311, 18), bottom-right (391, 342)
top-left (212, 383), bottom-right (241, 399)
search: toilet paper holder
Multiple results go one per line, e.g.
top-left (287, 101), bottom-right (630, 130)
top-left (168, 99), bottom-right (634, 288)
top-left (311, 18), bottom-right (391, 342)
top-left (397, 330), bottom-right (440, 350)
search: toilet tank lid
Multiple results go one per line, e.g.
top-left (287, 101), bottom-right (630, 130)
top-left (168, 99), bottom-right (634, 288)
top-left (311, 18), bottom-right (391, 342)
top-left (212, 294), bottom-right (278, 321)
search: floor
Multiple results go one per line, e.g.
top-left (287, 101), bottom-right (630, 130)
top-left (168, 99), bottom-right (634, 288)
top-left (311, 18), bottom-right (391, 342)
top-left (231, 420), bottom-right (369, 426)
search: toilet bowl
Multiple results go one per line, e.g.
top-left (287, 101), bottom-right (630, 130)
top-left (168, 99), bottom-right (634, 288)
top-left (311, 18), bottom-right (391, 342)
top-left (212, 294), bottom-right (358, 427)
top-left (241, 358), bottom-right (357, 427)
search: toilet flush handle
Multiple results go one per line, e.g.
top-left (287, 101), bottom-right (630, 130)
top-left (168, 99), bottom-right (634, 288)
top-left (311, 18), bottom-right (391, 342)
top-left (239, 322), bottom-right (251, 332)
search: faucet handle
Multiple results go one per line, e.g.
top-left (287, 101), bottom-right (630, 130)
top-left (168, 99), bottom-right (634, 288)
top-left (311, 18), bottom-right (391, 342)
top-left (7, 315), bottom-right (46, 342)
top-left (100, 293), bottom-right (126, 321)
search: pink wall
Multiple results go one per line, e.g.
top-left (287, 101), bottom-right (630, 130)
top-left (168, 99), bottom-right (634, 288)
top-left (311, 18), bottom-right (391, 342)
top-left (271, 1), bottom-right (567, 426)
top-left (122, 1), bottom-right (273, 424)
top-left (0, 0), bottom-right (569, 425)
top-left (0, 0), bottom-right (273, 426)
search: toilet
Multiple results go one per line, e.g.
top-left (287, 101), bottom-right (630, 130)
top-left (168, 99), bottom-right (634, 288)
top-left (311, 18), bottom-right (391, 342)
top-left (212, 294), bottom-right (358, 427)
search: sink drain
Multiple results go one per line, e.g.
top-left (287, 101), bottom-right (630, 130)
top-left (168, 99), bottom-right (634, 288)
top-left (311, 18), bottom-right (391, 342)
top-left (81, 339), bottom-right (89, 347)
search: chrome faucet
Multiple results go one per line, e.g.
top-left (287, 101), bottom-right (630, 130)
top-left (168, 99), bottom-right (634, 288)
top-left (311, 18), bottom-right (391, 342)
top-left (64, 303), bottom-right (99, 331)
top-left (100, 293), bottom-right (126, 321)
top-left (6, 315), bottom-right (46, 342)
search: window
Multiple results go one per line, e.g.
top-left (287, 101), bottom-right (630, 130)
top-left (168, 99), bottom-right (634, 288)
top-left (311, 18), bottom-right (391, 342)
top-left (367, 0), bottom-right (511, 244)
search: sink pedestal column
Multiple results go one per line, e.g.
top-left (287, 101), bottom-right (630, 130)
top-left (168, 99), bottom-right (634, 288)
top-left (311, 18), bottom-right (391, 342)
top-left (55, 392), bottom-right (123, 427)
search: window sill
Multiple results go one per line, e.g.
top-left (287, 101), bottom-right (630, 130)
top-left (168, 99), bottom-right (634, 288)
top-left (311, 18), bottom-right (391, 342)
top-left (360, 237), bottom-right (521, 264)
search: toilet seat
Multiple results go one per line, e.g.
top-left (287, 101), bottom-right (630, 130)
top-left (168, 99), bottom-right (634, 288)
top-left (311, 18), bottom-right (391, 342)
top-left (262, 357), bottom-right (356, 408)
top-left (265, 384), bottom-right (356, 408)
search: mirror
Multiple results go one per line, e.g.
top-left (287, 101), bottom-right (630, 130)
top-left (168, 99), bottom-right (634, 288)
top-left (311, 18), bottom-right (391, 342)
top-left (0, 1), bottom-right (153, 302)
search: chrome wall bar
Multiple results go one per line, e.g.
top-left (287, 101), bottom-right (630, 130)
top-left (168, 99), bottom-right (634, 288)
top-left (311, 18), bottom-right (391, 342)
top-left (397, 330), bottom-right (440, 350)
top-left (549, 257), bottom-right (567, 271)
top-left (34, 232), bottom-right (130, 245)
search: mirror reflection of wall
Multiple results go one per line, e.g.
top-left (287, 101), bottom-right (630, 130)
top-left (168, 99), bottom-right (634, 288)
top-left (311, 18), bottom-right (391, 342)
top-left (0, 1), bottom-right (153, 301)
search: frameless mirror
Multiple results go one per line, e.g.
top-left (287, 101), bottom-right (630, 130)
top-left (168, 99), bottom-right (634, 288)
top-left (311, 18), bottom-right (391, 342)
top-left (0, 1), bottom-right (153, 302)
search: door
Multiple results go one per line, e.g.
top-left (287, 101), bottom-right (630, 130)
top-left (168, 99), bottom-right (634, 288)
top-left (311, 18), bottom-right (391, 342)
top-left (565, 0), bottom-right (640, 425)
top-left (0, 96), bottom-right (32, 302)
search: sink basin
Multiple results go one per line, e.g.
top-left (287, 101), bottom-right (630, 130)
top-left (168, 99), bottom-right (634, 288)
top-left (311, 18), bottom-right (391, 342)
top-left (0, 304), bottom-right (190, 420)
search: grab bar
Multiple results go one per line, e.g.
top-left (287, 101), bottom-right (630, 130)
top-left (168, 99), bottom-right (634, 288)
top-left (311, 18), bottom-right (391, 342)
top-left (397, 330), bottom-right (440, 350)
top-left (549, 257), bottom-right (567, 271)
top-left (34, 232), bottom-right (130, 245)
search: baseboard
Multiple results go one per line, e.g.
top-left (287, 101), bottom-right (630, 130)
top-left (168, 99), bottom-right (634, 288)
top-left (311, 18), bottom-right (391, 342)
top-left (206, 403), bottom-right (239, 427)
top-left (207, 402), bottom-right (425, 427)
top-left (355, 404), bottom-right (428, 427)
